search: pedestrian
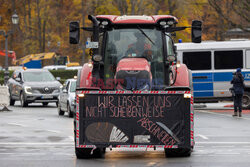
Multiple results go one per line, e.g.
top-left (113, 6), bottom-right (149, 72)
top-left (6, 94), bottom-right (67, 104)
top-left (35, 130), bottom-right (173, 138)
top-left (231, 68), bottom-right (245, 117)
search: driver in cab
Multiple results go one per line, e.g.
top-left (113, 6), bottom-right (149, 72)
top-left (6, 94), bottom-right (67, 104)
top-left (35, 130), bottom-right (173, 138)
top-left (126, 31), bottom-right (152, 61)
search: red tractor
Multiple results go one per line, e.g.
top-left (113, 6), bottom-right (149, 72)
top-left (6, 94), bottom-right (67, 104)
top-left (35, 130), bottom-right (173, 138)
top-left (69, 15), bottom-right (202, 158)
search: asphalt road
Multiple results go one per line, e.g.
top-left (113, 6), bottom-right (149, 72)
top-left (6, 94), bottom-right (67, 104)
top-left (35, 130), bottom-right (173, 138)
top-left (1, 102), bottom-right (250, 167)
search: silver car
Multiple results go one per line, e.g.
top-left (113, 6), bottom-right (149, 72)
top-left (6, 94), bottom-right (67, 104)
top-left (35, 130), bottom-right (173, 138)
top-left (7, 69), bottom-right (62, 107)
top-left (58, 79), bottom-right (76, 118)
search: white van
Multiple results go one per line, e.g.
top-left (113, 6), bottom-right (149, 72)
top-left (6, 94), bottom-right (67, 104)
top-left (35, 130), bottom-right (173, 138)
top-left (176, 40), bottom-right (250, 108)
top-left (43, 65), bottom-right (66, 70)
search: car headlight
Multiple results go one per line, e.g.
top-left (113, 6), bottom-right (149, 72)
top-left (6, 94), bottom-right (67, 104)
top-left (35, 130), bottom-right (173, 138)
top-left (54, 88), bottom-right (60, 93)
top-left (24, 86), bottom-right (32, 94)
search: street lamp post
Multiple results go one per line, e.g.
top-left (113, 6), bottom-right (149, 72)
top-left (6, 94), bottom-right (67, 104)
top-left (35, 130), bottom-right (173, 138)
top-left (0, 11), bottom-right (19, 85)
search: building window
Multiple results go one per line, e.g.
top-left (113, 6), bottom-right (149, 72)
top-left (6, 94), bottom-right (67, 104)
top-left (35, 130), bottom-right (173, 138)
top-left (183, 51), bottom-right (211, 70)
top-left (214, 50), bottom-right (243, 69)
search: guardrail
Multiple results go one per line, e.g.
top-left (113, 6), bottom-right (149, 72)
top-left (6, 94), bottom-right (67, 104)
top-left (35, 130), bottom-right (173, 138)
top-left (0, 85), bottom-right (11, 111)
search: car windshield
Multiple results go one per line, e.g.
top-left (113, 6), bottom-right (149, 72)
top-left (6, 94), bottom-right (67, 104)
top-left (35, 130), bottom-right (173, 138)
top-left (104, 28), bottom-right (164, 82)
top-left (23, 71), bottom-right (56, 82)
top-left (70, 81), bottom-right (76, 92)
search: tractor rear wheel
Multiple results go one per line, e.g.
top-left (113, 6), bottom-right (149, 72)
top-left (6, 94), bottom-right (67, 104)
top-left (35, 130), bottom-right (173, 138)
top-left (75, 147), bottom-right (105, 159)
top-left (164, 148), bottom-right (192, 157)
top-left (242, 92), bottom-right (250, 109)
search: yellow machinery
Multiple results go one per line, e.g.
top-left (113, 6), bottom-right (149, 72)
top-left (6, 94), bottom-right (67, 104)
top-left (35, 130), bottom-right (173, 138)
top-left (15, 52), bottom-right (79, 67)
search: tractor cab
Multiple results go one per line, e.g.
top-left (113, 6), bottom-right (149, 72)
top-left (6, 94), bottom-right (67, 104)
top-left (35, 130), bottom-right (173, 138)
top-left (103, 23), bottom-right (166, 90)
top-left (70, 15), bottom-right (202, 90)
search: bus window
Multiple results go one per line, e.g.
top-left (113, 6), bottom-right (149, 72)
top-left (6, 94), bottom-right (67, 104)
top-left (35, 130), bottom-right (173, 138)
top-left (183, 51), bottom-right (211, 70)
top-left (214, 50), bottom-right (243, 69)
top-left (246, 50), bottom-right (250, 69)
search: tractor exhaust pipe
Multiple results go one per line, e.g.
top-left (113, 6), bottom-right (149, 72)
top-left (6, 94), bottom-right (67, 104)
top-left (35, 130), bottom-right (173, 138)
top-left (88, 15), bottom-right (99, 42)
top-left (88, 15), bottom-right (102, 82)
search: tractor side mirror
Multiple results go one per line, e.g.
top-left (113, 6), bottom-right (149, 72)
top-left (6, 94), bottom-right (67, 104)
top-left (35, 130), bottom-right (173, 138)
top-left (69, 21), bottom-right (80, 44)
top-left (191, 20), bottom-right (202, 43)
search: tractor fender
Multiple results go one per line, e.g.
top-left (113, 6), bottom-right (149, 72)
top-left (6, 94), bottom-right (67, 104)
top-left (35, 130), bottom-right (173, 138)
top-left (79, 63), bottom-right (93, 88)
top-left (173, 64), bottom-right (190, 87)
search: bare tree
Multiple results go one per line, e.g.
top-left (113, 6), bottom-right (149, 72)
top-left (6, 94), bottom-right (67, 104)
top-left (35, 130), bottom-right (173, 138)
top-left (114, 0), bottom-right (128, 15)
top-left (208, 0), bottom-right (250, 31)
top-left (36, 0), bottom-right (42, 52)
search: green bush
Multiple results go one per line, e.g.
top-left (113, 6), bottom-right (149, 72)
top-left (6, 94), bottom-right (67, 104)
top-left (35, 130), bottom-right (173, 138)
top-left (0, 70), bottom-right (77, 85)
top-left (0, 78), bottom-right (4, 85)
top-left (49, 70), bottom-right (78, 84)
top-left (0, 70), bottom-right (14, 78)
top-left (0, 71), bottom-right (13, 85)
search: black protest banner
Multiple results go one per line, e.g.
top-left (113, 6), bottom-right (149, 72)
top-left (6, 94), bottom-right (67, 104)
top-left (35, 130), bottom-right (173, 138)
top-left (79, 93), bottom-right (190, 147)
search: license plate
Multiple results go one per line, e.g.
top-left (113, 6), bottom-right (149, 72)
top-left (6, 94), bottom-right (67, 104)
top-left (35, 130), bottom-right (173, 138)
top-left (42, 95), bottom-right (53, 99)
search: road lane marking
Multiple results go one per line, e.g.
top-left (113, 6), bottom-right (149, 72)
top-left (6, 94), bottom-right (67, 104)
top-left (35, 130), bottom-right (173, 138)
top-left (7, 123), bottom-right (27, 127)
top-left (197, 135), bottom-right (250, 137)
top-left (232, 149), bottom-right (250, 151)
top-left (194, 146), bottom-right (204, 148)
top-left (0, 146), bottom-right (74, 148)
top-left (206, 154), bottom-right (240, 156)
top-left (46, 130), bottom-right (61, 133)
top-left (0, 153), bottom-right (75, 157)
top-left (196, 142), bottom-right (250, 144)
top-left (211, 145), bottom-right (234, 148)
top-left (56, 153), bottom-right (74, 156)
top-left (0, 153), bottom-right (16, 155)
top-left (197, 134), bottom-right (209, 140)
top-left (196, 110), bottom-right (250, 120)
top-left (0, 153), bottom-right (48, 156)
top-left (196, 110), bottom-right (233, 118)
top-left (68, 136), bottom-right (74, 141)
top-left (0, 142), bottom-right (73, 145)
top-left (215, 152), bottom-right (240, 155)
top-left (1, 142), bottom-right (250, 145)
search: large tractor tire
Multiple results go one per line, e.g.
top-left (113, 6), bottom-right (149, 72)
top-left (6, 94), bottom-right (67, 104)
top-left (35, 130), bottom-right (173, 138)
top-left (67, 102), bottom-right (74, 118)
top-left (164, 148), bottom-right (192, 157)
top-left (58, 103), bottom-right (65, 116)
top-left (9, 89), bottom-right (15, 106)
top-left (75, 147), bottom-right (105, 159)
top-left (74, 119), bottom-right (105, 159)
top-left (42, 102), bottom-right (49, 106)
top-left (9, 96), bottom-right (15, 106)
top-left (20, 92), bottom-right (28, 107)
top-left (242, 91), bottom-right (250, 109)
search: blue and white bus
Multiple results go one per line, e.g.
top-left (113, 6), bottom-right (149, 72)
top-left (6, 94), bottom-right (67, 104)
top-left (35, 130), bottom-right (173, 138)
top-left (176, 40), bottom-right (250, 109)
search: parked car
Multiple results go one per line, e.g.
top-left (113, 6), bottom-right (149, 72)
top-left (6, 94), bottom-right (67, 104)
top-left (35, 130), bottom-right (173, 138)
top-left (8, 66), bottom-right (23, 71)
top-left (66, 66), bottom-right (82, 70)
top-left (7, 69), bottom-right (62, 107)
top-left (43, 65), bottom-right (66, 70)
top-left (58, 78), bottom-right (76, 117)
